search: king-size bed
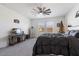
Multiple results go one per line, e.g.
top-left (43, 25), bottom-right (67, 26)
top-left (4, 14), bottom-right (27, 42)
top-left (32, 30), bottom-right (79, 56)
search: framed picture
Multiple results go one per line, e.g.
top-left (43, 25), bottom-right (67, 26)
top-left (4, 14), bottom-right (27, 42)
top-left (75, 11), bottom-right (79, 18)
top-left (14, 19), bottom-right (20, 23)
top-left (57, 23), bottom-right (60, 27)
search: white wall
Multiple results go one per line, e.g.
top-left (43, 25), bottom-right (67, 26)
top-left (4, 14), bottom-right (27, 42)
top-left (31, 16), bottom-right (67, 37)
top-left (0, 5), bottom-right (30, 48)
top-left (66, 4), bottom-right (79, 30)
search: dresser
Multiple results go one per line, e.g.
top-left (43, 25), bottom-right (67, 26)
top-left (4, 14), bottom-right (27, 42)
top-left (9, 28), bottom-right (26, 45)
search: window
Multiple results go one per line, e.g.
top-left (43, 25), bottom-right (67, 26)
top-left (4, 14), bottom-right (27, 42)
top-left (38, 22), bottom-right (45, 32)
top-left (46, 22), bottom-right (53, 32)
top-left (38, 21), bottom-right (54, 32)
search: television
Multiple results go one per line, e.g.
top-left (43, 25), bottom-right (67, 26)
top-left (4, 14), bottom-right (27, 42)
top-left (11, 28), bottom-right (23, 35)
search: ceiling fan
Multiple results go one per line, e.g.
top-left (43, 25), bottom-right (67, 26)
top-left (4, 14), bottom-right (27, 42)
top-left (32, 6), bottom-right (51, 15)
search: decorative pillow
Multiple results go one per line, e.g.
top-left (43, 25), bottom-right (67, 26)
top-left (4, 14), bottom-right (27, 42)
top-left (69, 30), bottom-right (77, 36)
top-left (75, 32), bottom-right (79, 38)
top-left (67, 30), bottom-right (79, 37)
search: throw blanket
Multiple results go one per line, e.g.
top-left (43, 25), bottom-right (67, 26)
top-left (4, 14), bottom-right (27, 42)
top-left (32, 33), bottom-right (79, 56)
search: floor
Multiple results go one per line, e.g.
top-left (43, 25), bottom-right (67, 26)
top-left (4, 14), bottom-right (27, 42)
top-left (0, 38), bottom-right (37, 56)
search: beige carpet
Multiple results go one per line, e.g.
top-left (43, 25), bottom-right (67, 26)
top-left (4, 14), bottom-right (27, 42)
top-left (0, 38), bottom-right (37, 56)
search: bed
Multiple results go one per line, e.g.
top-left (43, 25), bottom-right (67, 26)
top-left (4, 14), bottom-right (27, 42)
top-left (32, 30), bottom-right (79, 56)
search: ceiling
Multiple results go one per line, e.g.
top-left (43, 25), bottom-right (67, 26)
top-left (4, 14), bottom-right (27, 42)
top-left (0, 3), bottom-right (77, 19)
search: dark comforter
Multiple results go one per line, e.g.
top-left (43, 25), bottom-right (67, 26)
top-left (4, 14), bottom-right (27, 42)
top-left (32, 33), bottom-right (79, 56)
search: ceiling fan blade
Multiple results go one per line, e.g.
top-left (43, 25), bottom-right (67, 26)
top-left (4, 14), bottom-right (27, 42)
top-left (33, 8), bottom-right (41, 13)
top-left (37, 7), bottom-right (42, 11)
top-left (43, 10), bottom-right (51, 14)
top-left (43, 7), bottom-right (46, 11)
top-left (33, 8), bottom-right (38, 12)
top-left (37, 7), bottom-right (43, 13)
top-left (45, 9), bottom-right (51, 12)
top-left (45, 13), bottom-right (50, 15)
top-left (43, 12), bottom-right (50, 15)
top-left (45, 11), bottom-right (51, 13)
